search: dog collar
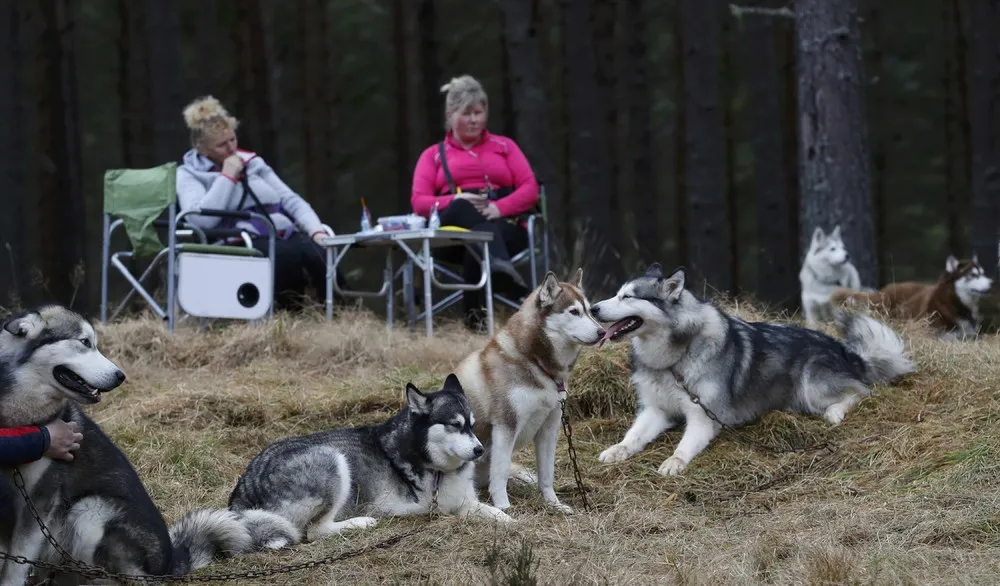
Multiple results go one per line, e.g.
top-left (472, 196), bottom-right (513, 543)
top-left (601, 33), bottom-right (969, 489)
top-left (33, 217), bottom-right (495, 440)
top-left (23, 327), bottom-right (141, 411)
top-left (535, 361), bottom-right (567, 396)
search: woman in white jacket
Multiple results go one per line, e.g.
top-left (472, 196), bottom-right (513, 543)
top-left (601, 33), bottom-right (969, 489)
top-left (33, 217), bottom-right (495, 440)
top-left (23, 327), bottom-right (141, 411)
top-left (176, 95), bottom-right (349, 310)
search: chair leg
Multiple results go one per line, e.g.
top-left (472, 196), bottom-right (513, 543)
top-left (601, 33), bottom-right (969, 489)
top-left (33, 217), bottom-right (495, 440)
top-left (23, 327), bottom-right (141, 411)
top-left (100, 215), bottom-right (110, 323)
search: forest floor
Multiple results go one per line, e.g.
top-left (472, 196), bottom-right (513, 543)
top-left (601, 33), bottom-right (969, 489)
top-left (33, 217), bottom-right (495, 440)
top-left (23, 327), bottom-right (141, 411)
top-left (56, 301), bottom-right (1000, 584)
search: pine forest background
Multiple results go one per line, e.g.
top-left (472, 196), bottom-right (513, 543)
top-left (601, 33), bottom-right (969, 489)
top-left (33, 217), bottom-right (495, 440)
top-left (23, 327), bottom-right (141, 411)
top-left (0, 0), bottom-right (998, 321)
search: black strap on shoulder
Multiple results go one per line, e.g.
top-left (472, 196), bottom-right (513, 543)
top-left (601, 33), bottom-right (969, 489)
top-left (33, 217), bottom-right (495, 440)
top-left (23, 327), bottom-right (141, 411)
top-left (438, 141), bottom-right (456, 195)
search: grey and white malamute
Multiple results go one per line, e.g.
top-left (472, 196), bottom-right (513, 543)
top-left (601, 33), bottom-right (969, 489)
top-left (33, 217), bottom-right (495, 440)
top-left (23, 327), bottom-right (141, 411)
top-left (591, 264), bottom-right (916, 476)
top-left (227, 374), bottom-right (513, 550)
top-left (0, 305), bottom-right (253, 585)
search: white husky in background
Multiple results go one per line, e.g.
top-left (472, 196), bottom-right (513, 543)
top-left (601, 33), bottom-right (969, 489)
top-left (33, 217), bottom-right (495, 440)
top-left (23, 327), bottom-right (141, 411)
top-left (799, 225), bottom-right (864, 327)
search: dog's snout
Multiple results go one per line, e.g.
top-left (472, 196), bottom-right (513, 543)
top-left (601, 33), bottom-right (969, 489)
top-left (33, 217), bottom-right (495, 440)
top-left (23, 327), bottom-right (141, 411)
top-left (114, 370), bottom-right (126, 385)
top-left (597, 328), bottom-right (607, 338)
top-left (473, 445), bottom-right (485, 458)
top-left (591, 304), bottom-right (602, 317)
top-left (844, 253), bottom-right (851, 261)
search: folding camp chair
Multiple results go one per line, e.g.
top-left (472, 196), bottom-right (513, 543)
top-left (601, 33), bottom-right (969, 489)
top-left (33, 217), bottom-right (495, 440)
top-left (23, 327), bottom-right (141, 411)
top-left (410, 182), bottom-right (551, 325)
top-left (100, 162), bottom-right (278, 331)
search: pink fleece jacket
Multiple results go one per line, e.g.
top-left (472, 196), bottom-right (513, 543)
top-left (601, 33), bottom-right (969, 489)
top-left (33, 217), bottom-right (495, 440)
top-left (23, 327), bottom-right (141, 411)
top-left (410, 130), bottom-right (539, 218)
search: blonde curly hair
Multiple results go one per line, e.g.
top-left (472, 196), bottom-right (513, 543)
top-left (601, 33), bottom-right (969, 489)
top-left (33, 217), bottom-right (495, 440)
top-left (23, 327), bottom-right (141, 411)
top-left (440, 75), bottom-right (488, 130)
top-left (182, 95), bottom-right (240, 147)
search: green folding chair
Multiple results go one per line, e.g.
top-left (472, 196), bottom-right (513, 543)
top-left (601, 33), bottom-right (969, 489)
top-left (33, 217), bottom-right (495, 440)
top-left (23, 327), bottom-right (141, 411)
top-left (100, 162), bottom-right (277, 331)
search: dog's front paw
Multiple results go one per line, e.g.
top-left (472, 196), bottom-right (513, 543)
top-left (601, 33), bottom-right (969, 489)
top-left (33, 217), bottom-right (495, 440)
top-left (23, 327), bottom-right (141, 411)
top-left (493, 509), bottom-right (516, 523)
top-left (598, 443), bottom-right (633, 464)
top-left (658, 456), bottom-right (687, 476)
top-left (344, 517), bottom-right (378, 531)
top-left (823, 404), bottom-right (848, 425)
top-left (491, 497), bottom-right (511, 511)
top-left (548, 501), bottom-right (574, 515)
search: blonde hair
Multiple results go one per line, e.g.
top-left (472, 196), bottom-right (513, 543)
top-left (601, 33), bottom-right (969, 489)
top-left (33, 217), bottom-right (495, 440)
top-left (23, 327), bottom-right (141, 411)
top-left (182, 95), bottom-right (240, 147)
top-left (440, 75), bottom-right (488, 130)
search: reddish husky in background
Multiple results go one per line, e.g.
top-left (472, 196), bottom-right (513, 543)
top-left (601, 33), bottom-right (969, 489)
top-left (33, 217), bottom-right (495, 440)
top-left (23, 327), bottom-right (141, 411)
top-left (831, 255), bottom-right (993, 340)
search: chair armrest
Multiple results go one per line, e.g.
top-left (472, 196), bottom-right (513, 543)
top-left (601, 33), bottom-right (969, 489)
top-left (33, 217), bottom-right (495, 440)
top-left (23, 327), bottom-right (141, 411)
top-left (191, 208), bottom-right (253, 220)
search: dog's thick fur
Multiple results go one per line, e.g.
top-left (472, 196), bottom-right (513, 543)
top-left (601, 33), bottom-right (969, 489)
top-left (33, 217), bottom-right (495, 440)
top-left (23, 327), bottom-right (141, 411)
top-left (592, 264), bottom-right (916, 476)
top-left (830, 255), bottom-right (993, 340)
top-left (800, 226), bottom-right (864, 327)
top-left (227, 375), bottom-right (511, 551)
top-left (0, 305), bottom-right (254, 586)
top-left (454, 270), bottom-right (605, 513)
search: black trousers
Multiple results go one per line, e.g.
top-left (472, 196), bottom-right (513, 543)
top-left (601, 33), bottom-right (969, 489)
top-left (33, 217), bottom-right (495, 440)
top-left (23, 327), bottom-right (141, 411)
top-left (436, 198), bottom-right (529, 316)
top-left (250, 232), bottom-right (349, 311)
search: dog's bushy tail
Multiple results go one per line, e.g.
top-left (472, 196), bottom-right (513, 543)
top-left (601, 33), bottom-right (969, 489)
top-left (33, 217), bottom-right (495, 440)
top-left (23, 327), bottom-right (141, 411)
top-left (168, 508), bottom-right (253, 574)
top-left (236, 509), bottom-right (302, 551)
top-left (837, 311), bottom-right (916, 385)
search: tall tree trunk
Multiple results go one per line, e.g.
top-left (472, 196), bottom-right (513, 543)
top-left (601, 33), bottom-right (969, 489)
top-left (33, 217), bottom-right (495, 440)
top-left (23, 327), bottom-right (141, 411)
top-left (944, 0), bottom-right (971, 257)
top-left (194, 0), bottom-right (221, 95)
top-left (0, 1), bottom-right (26, 306)
top-left (501, 0), bottom-right (564, 252)
top-left (960, 0), bottom-right (1000, 270)
top-left (867, 2), bottom-right (888, 285)
top-left (624, 0), bottom-right (657, 267)
top-left (38, 0), bottom-right (87, 308)
top-left (117, 0), bottom-right (152, 168)
top-left (236, 0), bottom-right (280, 167)
top-left (145, 0), bottom-right (184, 164)
top-left (418, 0), bottom-right (442, 146)
top-left (299, 0), bottom-right (330, 203)
top-left (679, 0), bottom-right (731, 293)
top-left (795, 0), bottom-right (877, 286)
top-left (781, 16), bottom-right (800, 302)
top-left (673, 10), bottom-right (688, 269)
top-left (562, 0), bottom-right (617, 293)
top-left (393, 0), bottom-right (426, 210)
top-left (742, 9), bottom-right (793, 305)
top-left (594, 0), bottom-right (623, 268)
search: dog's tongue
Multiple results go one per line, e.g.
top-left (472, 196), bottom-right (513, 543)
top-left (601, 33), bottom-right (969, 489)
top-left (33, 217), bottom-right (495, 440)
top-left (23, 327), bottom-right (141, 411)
top-left (597, 319), bottom-right (632, 348)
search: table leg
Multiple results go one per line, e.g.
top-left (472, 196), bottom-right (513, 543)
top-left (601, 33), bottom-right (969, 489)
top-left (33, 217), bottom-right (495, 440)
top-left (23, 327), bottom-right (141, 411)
top-left (325, 246), bottom-right (334, 321)
top-left (483, 242), bottom-right (494, 336)
top-left (385, 251), bottom-right (394, 333)
top-left (403, 260), bottom-right (416, 332)
top-left (423, 238), bottom-right (433, 337)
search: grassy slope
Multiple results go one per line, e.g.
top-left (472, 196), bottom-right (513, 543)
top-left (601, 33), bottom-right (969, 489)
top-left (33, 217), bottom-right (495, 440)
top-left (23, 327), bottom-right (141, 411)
top-left (77, 304), bottom-right (1000, 585)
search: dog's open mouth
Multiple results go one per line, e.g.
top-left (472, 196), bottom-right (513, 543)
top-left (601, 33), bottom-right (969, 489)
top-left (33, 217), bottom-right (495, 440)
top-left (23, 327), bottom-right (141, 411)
top-left (53, 366), bottom-right (104, 403)
top-left (597, 317), bottom-right (644, 347)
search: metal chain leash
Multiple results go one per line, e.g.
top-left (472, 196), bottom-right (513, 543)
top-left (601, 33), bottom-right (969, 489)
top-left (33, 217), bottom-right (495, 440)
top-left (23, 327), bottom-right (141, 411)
top-left (4, 468), bottom-right (424, 584)
top-left (559, 397), bottom-right (591, 513)
top-left (669, 369), bottom-right (833, 455)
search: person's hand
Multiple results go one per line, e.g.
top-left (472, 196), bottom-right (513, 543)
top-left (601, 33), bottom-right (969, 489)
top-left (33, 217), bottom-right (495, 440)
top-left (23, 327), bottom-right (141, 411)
top-left (222, 155), bottom-right (244, 180)
top-left (482, 202), bottom-right (501, 220)
top-left (454, 192), bottom-right (488, 211)
top-left (312, 229), bottom-right (331, 244)
top-left (43, 420), bottom-right (83, 462)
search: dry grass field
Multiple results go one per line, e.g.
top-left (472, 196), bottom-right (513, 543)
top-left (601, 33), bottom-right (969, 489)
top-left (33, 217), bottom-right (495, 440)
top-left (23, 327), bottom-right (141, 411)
top-left (47, 302), bottom-right (1000, 585)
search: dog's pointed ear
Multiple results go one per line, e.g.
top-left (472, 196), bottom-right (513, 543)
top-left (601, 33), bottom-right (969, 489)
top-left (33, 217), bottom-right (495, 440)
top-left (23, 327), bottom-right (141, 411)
top-left (811, 227), bottom-right (826, 247)
top-left (405, 382), bottom-right (431, 415)
top-left (3, 311), bottom-right (43, 339)
top-left (538, 272), bottom-right (562, 308)
top-left (442, 373), bottom-right (465, 394)
top-left (830, 225), bottom-right (842, 239)
top-left (644, 262), bottom-right (663, 279)
top-left (570, 268), bottom-right (584, 288)
top-left (945, 255), bottom-right (959, 273)
top-left (659, 268), bottom-right (685, 301)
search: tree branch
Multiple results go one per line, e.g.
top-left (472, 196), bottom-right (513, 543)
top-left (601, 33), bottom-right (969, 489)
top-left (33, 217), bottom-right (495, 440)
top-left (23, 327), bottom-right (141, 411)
top-left (729, 4), bottom-right (795, 19)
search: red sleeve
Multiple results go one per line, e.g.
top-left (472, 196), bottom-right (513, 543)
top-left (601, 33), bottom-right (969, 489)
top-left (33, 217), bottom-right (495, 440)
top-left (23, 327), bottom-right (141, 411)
top-left (0, 426), bottom-right (49, 465)
top-left (493, 139), bottom-right (540, 217)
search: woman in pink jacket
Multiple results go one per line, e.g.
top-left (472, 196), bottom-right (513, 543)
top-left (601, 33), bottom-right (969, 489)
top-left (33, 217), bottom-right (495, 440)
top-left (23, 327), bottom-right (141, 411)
top-left (411, 75), bottom-right (539, 329)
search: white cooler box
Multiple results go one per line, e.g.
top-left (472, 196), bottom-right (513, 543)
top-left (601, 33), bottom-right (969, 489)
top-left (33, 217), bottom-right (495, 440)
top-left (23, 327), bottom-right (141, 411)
top-left (177, 252), bottom-right (273, 320)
